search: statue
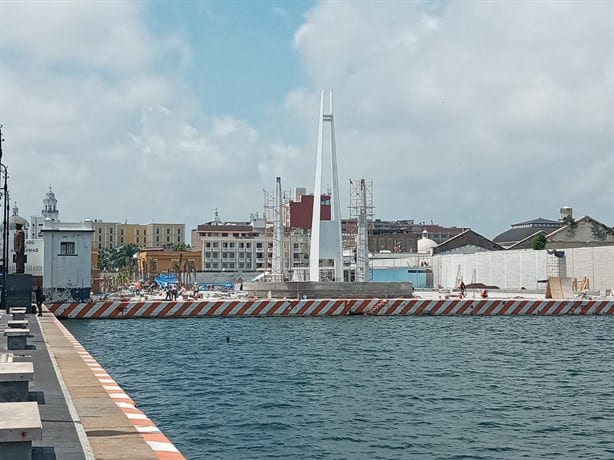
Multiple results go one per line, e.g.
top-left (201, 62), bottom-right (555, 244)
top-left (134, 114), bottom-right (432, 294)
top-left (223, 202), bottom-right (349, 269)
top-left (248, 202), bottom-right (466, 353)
top-left (13, 222), bottom-right (26, 273)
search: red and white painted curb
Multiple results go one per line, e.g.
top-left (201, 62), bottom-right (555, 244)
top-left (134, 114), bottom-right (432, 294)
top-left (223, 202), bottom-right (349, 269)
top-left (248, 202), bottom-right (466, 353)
top-left (49, 298), bottom-right (614, 318)
top-left (54, 320), bottom-right (185, 459)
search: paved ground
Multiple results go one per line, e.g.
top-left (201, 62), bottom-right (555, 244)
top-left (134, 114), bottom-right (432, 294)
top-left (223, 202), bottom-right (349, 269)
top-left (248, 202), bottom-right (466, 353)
top-left (1, 307), bottom-right (157, 460)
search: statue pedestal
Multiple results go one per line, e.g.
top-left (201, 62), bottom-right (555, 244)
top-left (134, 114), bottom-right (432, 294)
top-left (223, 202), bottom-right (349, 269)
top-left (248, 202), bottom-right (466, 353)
top-left (6, 274), bottom-right (33, 311)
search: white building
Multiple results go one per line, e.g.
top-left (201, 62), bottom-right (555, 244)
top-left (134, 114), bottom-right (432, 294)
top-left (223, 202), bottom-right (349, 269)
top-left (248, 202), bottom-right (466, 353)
top-left (42, 219), bottom-right (94, 302)
top-left (30, 186), bottom-right (59, 239)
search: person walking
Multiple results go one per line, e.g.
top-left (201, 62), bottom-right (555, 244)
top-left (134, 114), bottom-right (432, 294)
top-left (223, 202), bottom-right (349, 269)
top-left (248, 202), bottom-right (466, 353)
top-left (35, 286), bottom-right (45, 317)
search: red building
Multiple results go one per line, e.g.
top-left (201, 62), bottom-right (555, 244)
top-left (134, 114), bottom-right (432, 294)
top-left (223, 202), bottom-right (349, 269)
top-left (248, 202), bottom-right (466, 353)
top-left (287, 194), bottom-right (332, 229)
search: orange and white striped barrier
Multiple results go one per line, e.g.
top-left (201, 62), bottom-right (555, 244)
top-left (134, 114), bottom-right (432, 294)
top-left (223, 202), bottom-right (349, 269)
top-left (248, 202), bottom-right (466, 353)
top-left (48, 298), bottom-right (614, 318)
top-left (55, 320), bottom-right (185, 459)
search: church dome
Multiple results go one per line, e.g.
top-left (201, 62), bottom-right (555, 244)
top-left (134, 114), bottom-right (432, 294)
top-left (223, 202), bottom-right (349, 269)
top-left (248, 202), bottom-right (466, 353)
top-left (417, 229), bottom-right (437, 253)
top-left (9, 203), bottom-right (29, 230)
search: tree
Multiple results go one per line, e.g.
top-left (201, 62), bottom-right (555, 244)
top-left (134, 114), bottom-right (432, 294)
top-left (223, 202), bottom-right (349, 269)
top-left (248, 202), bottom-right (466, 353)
top-left (172, 243), bottom-right (189, 251)
top-left (184, 258), bottom-right (196, 285)
top-left (97, 244), bottom-right (139, 272)
top-left (531, 233), bottom-right (547, 250)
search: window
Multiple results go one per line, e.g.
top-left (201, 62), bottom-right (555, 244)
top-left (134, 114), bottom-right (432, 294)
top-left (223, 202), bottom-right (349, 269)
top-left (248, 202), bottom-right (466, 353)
top-left (166, 236), bottom-right (170, 242)
top-left (167, 228), bottom-right (170, 234)
top-left (229, 242), bottom-right (235, 248)
top-left (178, 229), bottom-right (181, 234)
top-left (60, 241), bottom-right (76, 255)
top-left (177, 236), bottom-right (181, 242)
top-left (156, 228), bottom-right (160, 234)
top-left (109, 228), bottom-right (113, 233)
top-left (246, 243), bottom-right (251, 249)
top-left (156, 236), bottom-right (160, 243)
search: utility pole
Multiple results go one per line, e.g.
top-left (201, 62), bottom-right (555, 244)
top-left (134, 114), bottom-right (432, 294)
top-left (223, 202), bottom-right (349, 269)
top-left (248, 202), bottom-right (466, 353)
top-left (0, 125), bottom-right (7, 311)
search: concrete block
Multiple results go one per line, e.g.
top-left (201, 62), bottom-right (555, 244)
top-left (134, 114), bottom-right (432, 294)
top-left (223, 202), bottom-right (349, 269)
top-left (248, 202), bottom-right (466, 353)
top-left (6, 274), bottom-right (33, 310)
top-left (7, 320), bottom-right (28, 329)
top-left (0, 362), bottom-right (34, 402)
top-left (0, 401), bottom-right (42, 460)
top-left (4, 329), bottom-right (30, 351)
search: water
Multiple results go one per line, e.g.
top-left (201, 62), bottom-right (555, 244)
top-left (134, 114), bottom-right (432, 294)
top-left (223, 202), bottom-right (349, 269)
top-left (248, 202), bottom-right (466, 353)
top-left (63, 316), bottom-right (614, 460)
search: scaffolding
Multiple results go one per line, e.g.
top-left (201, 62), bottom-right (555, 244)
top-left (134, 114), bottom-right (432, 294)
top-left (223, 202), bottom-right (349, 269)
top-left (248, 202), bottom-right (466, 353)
top-left (349, 179), bottom-right (374, 282)
top-left (271, 177), bottom-right (284, 282)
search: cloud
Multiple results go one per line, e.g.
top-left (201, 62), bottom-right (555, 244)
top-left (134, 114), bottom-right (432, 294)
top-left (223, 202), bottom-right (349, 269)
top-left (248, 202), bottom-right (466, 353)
top-left (289, 0), bottom-right (614, 236)
top-left (0, 1), bottom-right (302, 238)
top-left (0, 0), bottom-right (611, 245)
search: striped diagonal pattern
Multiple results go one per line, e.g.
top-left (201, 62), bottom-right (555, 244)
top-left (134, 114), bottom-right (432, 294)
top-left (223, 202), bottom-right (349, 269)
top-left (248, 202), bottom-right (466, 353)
top-left (48, 298), bottom-right (614, 318)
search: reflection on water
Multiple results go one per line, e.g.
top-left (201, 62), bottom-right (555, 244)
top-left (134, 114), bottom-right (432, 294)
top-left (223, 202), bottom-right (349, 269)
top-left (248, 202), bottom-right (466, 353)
top-left (64, 316), bottom-right (614, 460)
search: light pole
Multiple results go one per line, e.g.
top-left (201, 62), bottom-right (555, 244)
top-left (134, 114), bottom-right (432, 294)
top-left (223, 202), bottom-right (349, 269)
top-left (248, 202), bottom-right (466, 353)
top-left (0, 125), bottom-right (8, 311)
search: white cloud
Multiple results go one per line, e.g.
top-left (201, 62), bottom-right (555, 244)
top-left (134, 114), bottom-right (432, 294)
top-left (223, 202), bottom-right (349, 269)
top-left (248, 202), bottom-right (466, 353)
top-left (289, 0), bottom-right (614, 236)
top-left (0, 0), bottom-right (611, 245)
top-left (0, 1), bottom-right (301, 238)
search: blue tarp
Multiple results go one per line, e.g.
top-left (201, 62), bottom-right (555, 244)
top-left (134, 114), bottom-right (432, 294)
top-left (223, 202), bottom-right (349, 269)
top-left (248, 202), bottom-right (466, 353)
top-left (155, 273), bottom-right (177, 288)
top-left (154, 274), bottom-right (233, 290)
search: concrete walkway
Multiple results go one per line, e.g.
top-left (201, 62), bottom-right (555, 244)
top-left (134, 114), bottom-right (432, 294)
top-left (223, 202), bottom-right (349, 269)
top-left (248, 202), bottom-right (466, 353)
top-left (38, 311), bottom-right (159, 459)
top-left (1, 308), bottom-right (157, 459)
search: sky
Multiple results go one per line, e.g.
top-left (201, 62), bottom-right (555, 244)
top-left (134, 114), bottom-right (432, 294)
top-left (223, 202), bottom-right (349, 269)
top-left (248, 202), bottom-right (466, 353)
top-left (0, 0), bottom-right (612, 242)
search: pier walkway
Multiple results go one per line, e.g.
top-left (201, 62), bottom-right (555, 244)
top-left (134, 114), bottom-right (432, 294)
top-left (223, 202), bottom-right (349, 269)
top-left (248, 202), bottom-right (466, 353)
top-left (0, 307), bottom-right (166, 459)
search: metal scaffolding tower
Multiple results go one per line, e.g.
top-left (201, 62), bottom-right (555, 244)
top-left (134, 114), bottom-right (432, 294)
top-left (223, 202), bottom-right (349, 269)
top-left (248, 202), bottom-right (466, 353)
top-left (271, 177), bottom-right (284, 282)
top-left (349, 179), bottom-right (373, 282)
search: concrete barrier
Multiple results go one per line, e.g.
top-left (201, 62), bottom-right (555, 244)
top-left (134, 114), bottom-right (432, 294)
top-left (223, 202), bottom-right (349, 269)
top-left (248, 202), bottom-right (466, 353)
top-left (0, 401), bottom-right (42, 460)
top-left (0, 362), bottom-right (34, 402)
top-left (4, 329), bottom-right (30, 350)
top-left (10, 308), bottom-right (27, 321)
top-left (7, 320), bottom-right (29, 329)
top-left (48, 298), bottom-right (614, 319)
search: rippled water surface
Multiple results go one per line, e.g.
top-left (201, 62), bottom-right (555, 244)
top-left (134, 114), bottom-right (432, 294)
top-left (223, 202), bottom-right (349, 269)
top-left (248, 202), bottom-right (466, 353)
top-left (63, 316), bottom-right (614, 460)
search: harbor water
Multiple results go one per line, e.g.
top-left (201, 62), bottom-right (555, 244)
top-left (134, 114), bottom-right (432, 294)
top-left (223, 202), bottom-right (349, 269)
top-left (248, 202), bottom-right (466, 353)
top-left (63, 316), bottom-right (614, 460)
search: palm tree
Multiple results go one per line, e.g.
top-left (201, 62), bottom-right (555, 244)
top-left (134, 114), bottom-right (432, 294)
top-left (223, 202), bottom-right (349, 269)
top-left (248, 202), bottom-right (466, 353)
top-left (184, 258), bottom-right (196, 285)
top-left (172, 254), bottom-right (183, 285)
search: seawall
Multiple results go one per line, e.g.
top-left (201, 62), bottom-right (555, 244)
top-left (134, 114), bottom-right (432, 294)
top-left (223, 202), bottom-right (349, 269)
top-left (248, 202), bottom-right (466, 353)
top-left (38, 310), bottom-right (186, 458)
top-left (49, 298), bottom-right (614, 318)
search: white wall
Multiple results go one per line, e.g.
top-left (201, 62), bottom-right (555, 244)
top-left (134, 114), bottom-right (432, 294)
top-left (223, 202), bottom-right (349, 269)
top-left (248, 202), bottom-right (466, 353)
top-left (433, 246), bottom-right (614, 292)
top-left (43, 229), bottom-right (93, 290)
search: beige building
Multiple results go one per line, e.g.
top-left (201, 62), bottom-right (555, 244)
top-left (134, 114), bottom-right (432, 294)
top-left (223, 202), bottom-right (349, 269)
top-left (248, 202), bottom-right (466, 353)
top-left (136, 249), bottom-right (201, 282)
top-left (92, 220), bottom-right (185, 250)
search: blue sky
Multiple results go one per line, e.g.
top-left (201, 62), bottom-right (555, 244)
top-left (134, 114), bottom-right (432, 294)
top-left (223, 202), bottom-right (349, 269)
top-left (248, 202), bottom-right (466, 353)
top-left (144, 0), bottom-right (312, 128)
top-left (0, 0), bottom-right (612, 240)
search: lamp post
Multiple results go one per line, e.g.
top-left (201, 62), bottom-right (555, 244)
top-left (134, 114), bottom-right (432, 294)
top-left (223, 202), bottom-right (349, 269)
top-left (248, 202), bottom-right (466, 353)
top-left (0, 125), bottom-right (8, 311)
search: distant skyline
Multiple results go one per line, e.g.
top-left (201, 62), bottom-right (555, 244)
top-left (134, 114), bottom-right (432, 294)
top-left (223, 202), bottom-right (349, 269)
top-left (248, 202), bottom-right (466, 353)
top-left (0, 0), bottom-right (612, 239)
